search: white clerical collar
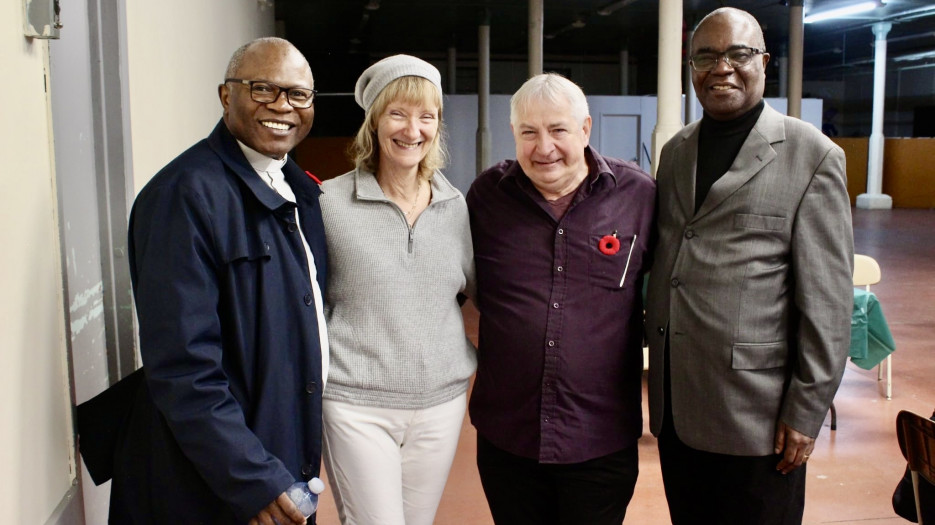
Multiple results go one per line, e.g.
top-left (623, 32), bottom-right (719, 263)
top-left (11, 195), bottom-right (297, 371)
top-left (237, 140), bottom-right (294, 202)
top-left (237, 140), bottom-right (288, 173)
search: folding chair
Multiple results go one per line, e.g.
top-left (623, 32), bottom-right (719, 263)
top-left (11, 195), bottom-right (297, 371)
top-left (896, 410), bottom-right (935, 523)
top-left (853, 254), bottom-right (890, 400)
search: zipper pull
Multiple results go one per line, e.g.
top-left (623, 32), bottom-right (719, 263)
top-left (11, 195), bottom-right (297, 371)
top-left (408, 228), bottom-right (414, 254)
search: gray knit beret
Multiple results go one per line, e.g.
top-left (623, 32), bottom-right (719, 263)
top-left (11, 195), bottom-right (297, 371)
top-left (354, 54), bottom-right (443, 111)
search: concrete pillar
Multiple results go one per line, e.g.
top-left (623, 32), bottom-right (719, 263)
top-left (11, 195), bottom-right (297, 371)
top-left (447, 46), bottom-right (457, 94)
top-left (778, 53), bottom-right (789, 98)
top-left (857, 22), bottom-right (894, 209)
top-left (651, 0), bottom-right (683, 178)
top-left (685, 29), bottom-right (698, 124)
top-left (477, 13), bottom-right (491, 174)
top-left (528, 0), bottom-right (543, 77)
top-left (620, 49), bottom-right (629, 95)
top-left (787, 0), bottom-right (804, 118)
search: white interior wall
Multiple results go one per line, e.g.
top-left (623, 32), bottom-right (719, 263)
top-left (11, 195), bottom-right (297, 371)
top-left (0, 6), bottom-right (74, 524)
top-left (126, 0), bottom-right (275, 194)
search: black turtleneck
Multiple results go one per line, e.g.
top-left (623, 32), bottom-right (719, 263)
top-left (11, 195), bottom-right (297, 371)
top-left (694, 100), bottom-right (765, 213)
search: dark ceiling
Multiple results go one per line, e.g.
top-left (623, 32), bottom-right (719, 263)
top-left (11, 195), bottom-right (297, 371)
top-left (278, 0), bottom-right (935, 95)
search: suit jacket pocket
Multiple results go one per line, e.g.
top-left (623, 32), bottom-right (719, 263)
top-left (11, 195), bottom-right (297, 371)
top-left (734, 213), bottom-right (786, 231)
top-left (731, 341), bottom-right (787, 370)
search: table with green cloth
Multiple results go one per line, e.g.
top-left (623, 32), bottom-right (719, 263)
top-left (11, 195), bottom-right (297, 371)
top-left (850, 287), bottom-right (896, 369)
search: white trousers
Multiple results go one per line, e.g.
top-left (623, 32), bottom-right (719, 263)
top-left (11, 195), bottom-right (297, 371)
top-left (322, 393), bottom-right (467, 525)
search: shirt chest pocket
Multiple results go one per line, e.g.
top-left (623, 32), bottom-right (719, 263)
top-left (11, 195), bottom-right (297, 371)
top-left (588, 232), bottom-right (640, 290)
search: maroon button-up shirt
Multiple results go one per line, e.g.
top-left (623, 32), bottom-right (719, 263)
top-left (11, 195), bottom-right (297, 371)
top-left (467, 147), bottom-right (656, 464)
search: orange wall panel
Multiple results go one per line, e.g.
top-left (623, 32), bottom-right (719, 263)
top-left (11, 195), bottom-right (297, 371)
top-left (831, 137), bottom-right (935, 209)
top-left (832, 137), bottom-right (868, 207)
top-left (881, 138), bottom-right (935, 209)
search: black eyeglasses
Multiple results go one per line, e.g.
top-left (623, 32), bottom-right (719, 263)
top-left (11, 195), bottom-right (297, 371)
top-left (225, 78), bottom-right (317, 108)
top-left (690, 47), bottom-right (766, 72)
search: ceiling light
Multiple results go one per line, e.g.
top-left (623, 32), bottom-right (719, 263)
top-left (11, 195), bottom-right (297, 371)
top-left (892, 50), bottom-right (935, 62)
top-left (596, 0), bottom-right (639, 16)
top-left (804, 1), bottom-right (885, 24)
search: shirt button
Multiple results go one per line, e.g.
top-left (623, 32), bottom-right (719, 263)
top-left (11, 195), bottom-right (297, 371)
top-left (557, 228), bottom-right (564, 235)
top-left (305, 381), bottom-right (317, 394)
top-left (301, 464), bottom-right (314, 477)
top-left (547, 340), bottom-right (555, 347)
top-left (671, 278), bottom-right (680, 288)
top-left (657, 327), bottom-right (665, 335)
top-left (264, 242), bottom-right (270, 252)
top-left (287, 223), bottom-right (298, 233)
top-left (557, 266), bottom-right (563, 272)
top-left (304, 293), bottom-right (313, 305)
top-left (684, 229), bottom-right (695, 239)
top-left (543, 417), bottom-right (550, 423)
top-left (552, 302), bottom-right (559, 309)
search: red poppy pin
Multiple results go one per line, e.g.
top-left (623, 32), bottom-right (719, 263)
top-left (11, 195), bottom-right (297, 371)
top-left (599, 230), bottom-right (620, 255)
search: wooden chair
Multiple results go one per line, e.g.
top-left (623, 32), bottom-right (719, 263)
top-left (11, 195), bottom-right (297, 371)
top-left (853, 254), bottom-right (890, 400)
top-left (896, 410), bottom-right (935, 523)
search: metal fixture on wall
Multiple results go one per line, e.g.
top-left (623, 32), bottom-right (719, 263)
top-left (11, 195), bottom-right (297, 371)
top-left (23, 0), bottom-right (61, 38)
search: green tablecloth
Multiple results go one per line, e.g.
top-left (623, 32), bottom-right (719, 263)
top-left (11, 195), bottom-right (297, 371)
top-left (850, 288), bottom-right (896, 370)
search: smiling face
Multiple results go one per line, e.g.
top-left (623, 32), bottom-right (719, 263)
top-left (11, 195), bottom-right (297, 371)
top-left (219, 41), bottom-right (314, 158)
top-left (691, 10), bottom-right (769, 121)
top-left (512, 95), bottom-right (592, 200)
top-left (375, 96), bottom-right (439, 176)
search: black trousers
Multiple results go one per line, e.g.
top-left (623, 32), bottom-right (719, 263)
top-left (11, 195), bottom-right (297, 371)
top-left (657, 416), bottom-right (806, 525)
top-left (476, 435), bottom-right (639, 525)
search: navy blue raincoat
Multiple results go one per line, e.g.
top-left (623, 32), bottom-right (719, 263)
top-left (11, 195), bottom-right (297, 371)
top-left (109, 121), bottom-right (326, 524)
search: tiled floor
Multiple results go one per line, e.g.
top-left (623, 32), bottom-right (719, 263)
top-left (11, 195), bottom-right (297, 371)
top-left (315, 208), bottom-right (935, 524)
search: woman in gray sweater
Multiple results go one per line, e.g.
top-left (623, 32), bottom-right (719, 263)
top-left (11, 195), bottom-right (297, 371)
top-left (318, 55), bottom-right (476, 525)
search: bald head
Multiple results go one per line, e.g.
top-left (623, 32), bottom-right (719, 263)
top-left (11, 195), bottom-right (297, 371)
top-left (692, 8), bottom-right (766, 53)
top-left (224, 37), bottom-right (309, 81)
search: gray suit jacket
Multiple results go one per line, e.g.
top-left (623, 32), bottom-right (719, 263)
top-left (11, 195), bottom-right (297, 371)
top-left (645, 103), bottom-right (854, 456)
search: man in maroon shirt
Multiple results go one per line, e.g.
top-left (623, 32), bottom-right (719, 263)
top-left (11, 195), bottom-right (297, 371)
top-left (467, 73), bottom-right (656, 525)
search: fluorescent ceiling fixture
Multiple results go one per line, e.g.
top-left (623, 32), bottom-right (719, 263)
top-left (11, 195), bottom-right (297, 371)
top-left (804, 1), bottom-right (883, 24)
top-left (893, 50), bottom-right (935, 62)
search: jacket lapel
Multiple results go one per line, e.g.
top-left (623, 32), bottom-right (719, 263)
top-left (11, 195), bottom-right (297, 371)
top-left (671, 125), bottom-right (699, 222)
top-left (694, 104), bottom-right (784, 220)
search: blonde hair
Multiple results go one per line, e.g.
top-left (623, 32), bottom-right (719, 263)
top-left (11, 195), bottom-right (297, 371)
top-left (350, 76), bottom-right (447, 180)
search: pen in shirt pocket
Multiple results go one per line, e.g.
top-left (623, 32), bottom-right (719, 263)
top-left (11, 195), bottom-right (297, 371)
top-left (618, 234), bottom-right (638, 288)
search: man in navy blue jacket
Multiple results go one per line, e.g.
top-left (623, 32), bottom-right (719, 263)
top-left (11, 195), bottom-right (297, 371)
top-left (109, 37), bottom-right (328, 525)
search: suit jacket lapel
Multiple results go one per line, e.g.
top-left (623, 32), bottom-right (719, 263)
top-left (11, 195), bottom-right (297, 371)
top-left (671, 125), bottom-right (699, 222)
top-left (694, 104), bottom-right (785, 220)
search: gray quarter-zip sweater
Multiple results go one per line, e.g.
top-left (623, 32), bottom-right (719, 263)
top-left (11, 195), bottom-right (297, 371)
top-left (320, 168), bottom-right (476, 409)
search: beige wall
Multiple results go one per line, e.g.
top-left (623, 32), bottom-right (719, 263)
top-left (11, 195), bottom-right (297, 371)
top-left (0, 6), bottom-right (74, 525)
top-left (0, 2), bottom-right (274, 523)
top-left (126, 0), bottom-right (275, 194)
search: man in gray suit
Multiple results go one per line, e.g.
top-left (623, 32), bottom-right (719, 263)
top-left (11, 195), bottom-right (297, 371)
top-left (645, 7), bottom-right (854, 524)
